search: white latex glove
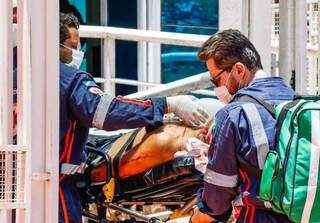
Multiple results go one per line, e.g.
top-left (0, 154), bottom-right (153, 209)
top-left (166, 95), bottom-right (209, 127)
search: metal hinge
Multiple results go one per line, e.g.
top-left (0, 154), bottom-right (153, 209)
top-left (31, 172), bottom-right (51, 181)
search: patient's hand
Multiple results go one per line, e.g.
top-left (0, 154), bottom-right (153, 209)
top-left (198, 118), bottom-right (215, 144)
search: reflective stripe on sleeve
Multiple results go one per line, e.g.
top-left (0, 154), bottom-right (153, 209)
top-left (241, 103), bottom-right (269, 169)
top-left (204, 168), bottom-right (238, 188)
top-left (92, 93), bottom-right (114, 129)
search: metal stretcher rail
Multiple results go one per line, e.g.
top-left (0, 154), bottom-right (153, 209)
top-left (104, 203), bottom-right (165, 223)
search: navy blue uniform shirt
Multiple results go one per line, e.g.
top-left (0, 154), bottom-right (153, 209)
top-left (197, 77), bottom-right (295, 223)
top-left (59, 63), bottom-right (166, 223)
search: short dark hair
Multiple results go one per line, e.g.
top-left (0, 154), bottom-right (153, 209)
top-left (60, 13), bottom-right (80, 44)
top-left (198, 29), bottom-right (263, 74)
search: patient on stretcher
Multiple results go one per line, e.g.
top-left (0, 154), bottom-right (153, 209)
top-left (90, 98), bottom-right (224, 183)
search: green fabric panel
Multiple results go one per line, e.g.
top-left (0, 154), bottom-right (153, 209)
top-left (259, 101), bottom-right (292, 213)
top-left (260, 151), bottom-right (279, 200)
top-left (274, 102), bottom-right (300, 215)
top-left (276, 103), bottom-right (296, 159)
top-left (290, 110), bottom-right (312, 222)
top-left (271, 167), bottom-right (284, 213)
top-left (309, 110), bottom-right (320, 222)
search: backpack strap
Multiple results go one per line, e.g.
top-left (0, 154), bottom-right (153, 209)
top-left (234, 94), bottom-right (275, 118)
top-left (235, 95), bottom-right (307, 147)
top-left (234, 95), bottom-right (275, 179)
top-left (274, 99), bottom-right (309, 147)
top-left (294, 94), bottom-right (320, 101)
top-left (274, 100), bottom-right (300, 143)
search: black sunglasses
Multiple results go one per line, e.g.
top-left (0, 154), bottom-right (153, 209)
top-left (210, 67), bottom-right (231, 87)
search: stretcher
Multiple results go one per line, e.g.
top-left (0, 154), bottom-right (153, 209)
top-left (79, 127), bottom-right (204, 223)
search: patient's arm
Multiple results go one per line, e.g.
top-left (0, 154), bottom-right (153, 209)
top-left (90, 123), bottom-right (203, 182)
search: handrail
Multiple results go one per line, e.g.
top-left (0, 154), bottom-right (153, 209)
top-left (125, 72), bottom-right (214, 99)
top-left (79, 25), bottom-right (213, 97)
top-left (94, 77), bottom-right (215, 97)
top-left (79, 25), bottom-right (210, 47)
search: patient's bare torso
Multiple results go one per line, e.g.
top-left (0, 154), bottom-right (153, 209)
top-left (91, 123), bottom-right (202, 182)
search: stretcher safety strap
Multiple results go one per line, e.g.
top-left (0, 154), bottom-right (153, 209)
top-left (93, 93), bottom-right (114, 129)
top-left (241, 103), bottom-right (269, 169)
top-left (204, 168), bottom-right (238, 188)
top-left (61, 162), bottom-right (86, 175)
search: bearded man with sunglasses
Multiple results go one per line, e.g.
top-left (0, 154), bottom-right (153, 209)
top-left (191, 29), bottom-right (295, 223)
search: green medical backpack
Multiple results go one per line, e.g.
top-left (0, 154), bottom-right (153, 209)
top-left (238, 95), bottom-right (320, 223)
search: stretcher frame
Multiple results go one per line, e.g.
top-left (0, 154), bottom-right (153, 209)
top-left (81, 142), bottom-right (202, 223)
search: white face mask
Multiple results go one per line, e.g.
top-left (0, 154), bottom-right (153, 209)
top-left (215, 85), bottom-right (234, 104)
top-left (68, 48), bottom-right (84, 69)
top-left (214, 68), bottom-right (243, 104)
top-left (61, 43), bottom-right (84, 69)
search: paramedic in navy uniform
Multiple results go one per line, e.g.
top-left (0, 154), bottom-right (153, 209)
top-left (191, 29), bottom-right (295, 223)
top-left (59, 13), bottom-right (209, 223)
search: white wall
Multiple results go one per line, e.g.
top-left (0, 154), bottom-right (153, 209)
top-left (219, 0), bottom-right (272, 75)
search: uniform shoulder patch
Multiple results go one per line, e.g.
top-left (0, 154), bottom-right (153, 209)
top-left (82, 80), bottom-right (98, 88)
top-left (82, 80), bottom-right (102, 94)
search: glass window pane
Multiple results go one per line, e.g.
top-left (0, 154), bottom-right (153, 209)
top-left (161, 0), bottom-right (219, 83)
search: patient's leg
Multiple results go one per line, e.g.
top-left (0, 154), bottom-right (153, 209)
top-left (90, 123), bottom-right (202, 182)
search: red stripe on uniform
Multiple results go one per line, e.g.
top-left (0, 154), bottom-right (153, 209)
top-left (201, 190), bottom-right (206, 200)
top-left (249, 202), bottom-right (256, 223)
top-left (59, 121), bottom-right (77, 183)
top-left (115, 97), bottom-right (153, 107)
top-left (239, 169), bottom-right (255, 223)
top-left (244, 171), bottom-right (255, 223)
top-left (59, 122), bottom-right (73, 163)
top-left (66, 122), bottom-right (77, 163)
top-left (59, 174), bottom-right (66, 182)
top-left (239, 169), bottom-right (250, 223)
top-left (59, 187), bottom-right (69, 223)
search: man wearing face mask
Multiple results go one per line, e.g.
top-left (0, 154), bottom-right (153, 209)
top-left (59, 13), bottom-right (209, 223)
top-left (190, 29), bottom-right (295, 223)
